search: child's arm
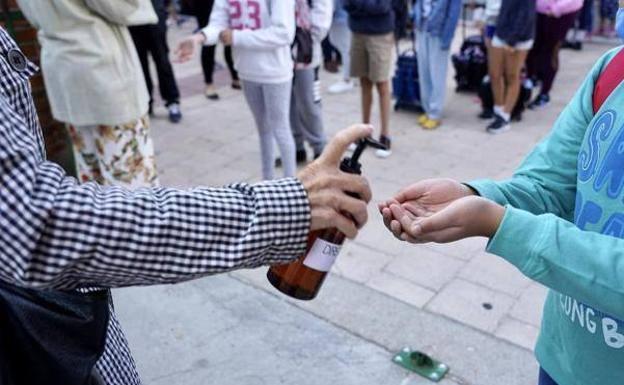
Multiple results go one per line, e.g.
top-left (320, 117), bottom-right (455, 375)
top-left (467, 51), bottom-right (609, 222)
top-left (233, 0), bottom-right (296, 50)
top-left (311, 0), bottom-right (334, 42)
top-left (201, 0), bottom-right (231, 45)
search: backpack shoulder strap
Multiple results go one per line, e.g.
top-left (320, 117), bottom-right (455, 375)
top-left (593, 48), bottom-right (624, 114)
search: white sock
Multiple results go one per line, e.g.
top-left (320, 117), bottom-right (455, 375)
top-left (499, 110), bottom-right (511, 122)
top-left (494, 105), bottom-right (504, 116)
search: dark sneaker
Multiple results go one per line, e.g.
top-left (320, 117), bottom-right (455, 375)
top-left (168, 103), bottom-right (182, 123)
top-left (275, 149), bottom-right (307, 168)
top-left (528, 94), bottom-right (550, 110)
top-left (486, 114), bottom-right (510, 134)
top-left (148, 102), bottom-right (154, 117)
top-left (479, 109), bottom-right (495, 120)
top-left (375, 135), bottom-right (392, 158)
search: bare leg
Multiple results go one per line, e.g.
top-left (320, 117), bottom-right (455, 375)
top-left (377, 80), bottom-right (391, 137)
top-left (488, 46), bottom-right (505, 108)
top-left (503, 49), bottom-right (529, 114)
top-left (360, 77), bottom-right (373, 124)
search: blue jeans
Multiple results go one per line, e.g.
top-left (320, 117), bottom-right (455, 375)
top-left (416, 32), bottom-right (450, 120)
top-left (538, 368), bottom-right (558, 385)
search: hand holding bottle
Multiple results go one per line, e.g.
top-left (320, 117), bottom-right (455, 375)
top-left (298, 124), bottom-right (373, 239)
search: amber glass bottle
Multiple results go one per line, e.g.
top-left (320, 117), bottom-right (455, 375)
top-left (266, 137), bottom-right (386, 300)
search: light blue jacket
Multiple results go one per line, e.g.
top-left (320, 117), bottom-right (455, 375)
top-left (413, 0), bottom-right (462, 50)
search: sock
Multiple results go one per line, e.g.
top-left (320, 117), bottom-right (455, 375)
top-left (499, 110), bottom-right (511, 122)
top-left (494, 105), bottom-right (504, 116)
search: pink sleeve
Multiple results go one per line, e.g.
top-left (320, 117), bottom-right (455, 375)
top-left (550, 0), bottom-right (584, 17)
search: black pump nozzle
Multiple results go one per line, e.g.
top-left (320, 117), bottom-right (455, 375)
top-left (340, 136), bottom-right (387, 175)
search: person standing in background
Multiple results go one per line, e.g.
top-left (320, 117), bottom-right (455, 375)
top-left (485, 0), bottom-right (536, 134)
top-left (18, 0), bottom-right (160, 188)
top-left (328, 0), bottom-right (355, 94)
top-left (129, 0), bottom-right (183, 123)
top-left (526, 0), bottom-right (583, 110)
top-left (177, 0), bottom-right (297, 180)
top-left (288, 0), bottom-right (333, 165)
top-left (413, 0), bottom-right (462, 130)
top-left (344, 0), bottom-right (406, 158)
top-left (190, 0), bottom-right (241, 100)
top-left (599, 0), bottom-right (619, 36)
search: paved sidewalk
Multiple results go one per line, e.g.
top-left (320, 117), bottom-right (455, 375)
top-left (113, 20), bottom-right (617, 385)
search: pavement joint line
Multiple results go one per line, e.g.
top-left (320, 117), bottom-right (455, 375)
top-left (230, 271), bottom-right (535, 357)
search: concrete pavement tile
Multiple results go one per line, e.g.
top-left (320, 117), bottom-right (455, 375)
top-left (458, 252), bottom-right (532, 297)
top-left (420, 237), bottom-right (487, 262)
top-left (509, 283), bottom-right (549, 327)
top-left (367, 272), bottom-right (436, 308)
top-left (426, 279), bottom-right (515, 333)
top-left (385, 247), bottom-right (465, 291)
top-left (495, 317), bottom-right (540, 351)
top-left (332, 242), bottom-right (396, 284)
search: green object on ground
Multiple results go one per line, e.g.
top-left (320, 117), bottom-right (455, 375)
top-left (392, 347), bottom-right (449, 382)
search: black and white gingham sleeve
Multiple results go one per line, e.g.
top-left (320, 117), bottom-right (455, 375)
top-left (0, 95), bottom-right (310, 289)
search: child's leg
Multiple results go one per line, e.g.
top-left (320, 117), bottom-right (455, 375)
top-left (360, 77), bottom-right (374, 124)
top-left (377, 80), bottom-right (391, 136)
top-left (291, 67), bottom-right (327, 155)
top-left (503, 49), bottom-right (529, 115)
top-left (263, 81), bottom-right (296, 178)
top-left (242, 80), bottom-right (274, 180)
top-left (488, 46), bottom-right (506, 111)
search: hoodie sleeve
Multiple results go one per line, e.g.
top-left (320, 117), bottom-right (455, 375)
top-left (311, 0), bottom-right (334, 41)
top-left (233, 0), bottom-right (296, 50)
top-left (201, 0), bottom-right (231, 46)
top-left (469, 49), bottom-right (624, 320)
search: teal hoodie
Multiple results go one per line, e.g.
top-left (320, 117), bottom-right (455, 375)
top-left (469, 47), bottom-right (624, 385)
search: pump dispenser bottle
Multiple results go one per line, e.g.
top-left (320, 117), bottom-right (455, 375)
top-left (266, 137), bottom-right (386, 300)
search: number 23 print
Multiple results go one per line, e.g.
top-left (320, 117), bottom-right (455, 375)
top-left (229, 0), bottom-right (263, 30)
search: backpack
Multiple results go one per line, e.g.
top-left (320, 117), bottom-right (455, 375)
top-left (452, 35), bottom-right (488, 93)
top-left (593, 48), bottom-right (624, 113)
top-left (293, 0), bottom-right (314, 65)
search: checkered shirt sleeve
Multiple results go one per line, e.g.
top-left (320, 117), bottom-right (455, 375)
top-left (0, 27), bottom-right (310, 385)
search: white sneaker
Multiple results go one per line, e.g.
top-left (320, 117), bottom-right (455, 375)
top-left (375, 148), bottom-right (392, 158)
top-left (328, 79), bottom-right (355, 94)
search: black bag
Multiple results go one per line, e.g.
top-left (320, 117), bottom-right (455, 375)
top-left (293, 27), bottom-right (314, 65)
top-left (0, 282), bottom-right (110, 385)
top-left (292, 0), bottom-right (314, 65)
top-left (452, 34), bottom-right (488, 92)
top-left (479, 76), bottom-right (533, 122)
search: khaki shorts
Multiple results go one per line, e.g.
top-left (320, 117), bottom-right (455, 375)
top-left (350, 32), bottom-right (394, 83)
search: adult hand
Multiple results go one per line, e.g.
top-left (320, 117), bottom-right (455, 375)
top-left (299, 124), bottom-right (374, 239)
top-left (174, 33), bottom-right (205, 62)
top-left (389, 196), bottom-right (505, 244)
top-left (379, 178), bottom-right (475, 239)
top-left (219, 29), bottom-right (233, 45)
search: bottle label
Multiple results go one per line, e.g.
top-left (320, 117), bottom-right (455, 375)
top-left (303, 238), bottom-right (342, 272)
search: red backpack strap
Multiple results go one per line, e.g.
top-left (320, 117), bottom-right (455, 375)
top-left (593, 47), bottom-right (624, 114)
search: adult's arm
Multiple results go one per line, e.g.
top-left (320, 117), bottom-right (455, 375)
top-left (232, 0), bottom-right (296, 49)
top-left (82, 0), bottom-right (158, 26)
top-left (0, 94), bottom-right (310, 290)
top-left (440, 0), bottom-right (462, 50)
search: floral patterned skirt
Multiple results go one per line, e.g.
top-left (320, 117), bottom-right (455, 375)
top-left (67, 116), bottom-right (159, 189)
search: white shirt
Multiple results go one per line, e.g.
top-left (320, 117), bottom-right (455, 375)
top-left (202, 0), bottom-right (296, 84)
